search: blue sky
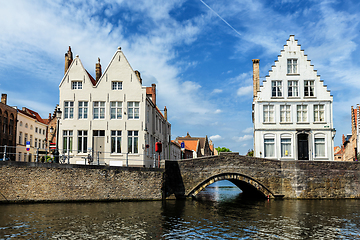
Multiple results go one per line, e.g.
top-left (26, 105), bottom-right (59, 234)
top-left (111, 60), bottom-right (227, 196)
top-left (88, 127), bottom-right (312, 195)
top-left (1, 0), bottom-right (360, 154)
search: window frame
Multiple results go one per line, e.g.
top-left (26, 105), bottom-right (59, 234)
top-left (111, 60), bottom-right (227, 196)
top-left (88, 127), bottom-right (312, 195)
top-left (64, 101), bottom-right (74, 119)
top-left (111, 130), bottom-right (122, 154)
top-left (63, 130), bottom-right (73, 154)
top-left (314, 104), bottom-right (325, 122)
top-left (271, 80), bottom-right (283, 97)
top-left (288, 80), bottom-right (299, 97)
top-left (314, 135), bottom-right (326, 158)
top-left (264, 135), bottom-right (275, 158)
top-left (280, 135), bottom-right (292, 158)
top-left (110, 101), bottom-right (122, 119)
top-left (78, 101), bottom-right (88, 119)
top-left (304, 80), bottom-right (315, 97)
top-left (263, 105), bottom-right (275, 123)
top-left (287, 59), bottom-right (298, 74)
top-left (77, 130), bottom-right (88, 154)
top-left (128, 130), bottom-right (139, 154)
top-left (72, 81), bottom-right (83, 90)
top-left (128, 102), bottom-right (140, 120)
top-left (280, 105), bottom-right (291, 123)
top-left (93, 101), bottom-right (105, 119)
top-left (297, 104), bottom-right (308, 123)
top-left (112, 81), bottom-right (123, 90)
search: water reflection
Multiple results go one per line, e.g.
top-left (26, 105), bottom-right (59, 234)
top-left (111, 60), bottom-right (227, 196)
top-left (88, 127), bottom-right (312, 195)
top-left (0, 181), bottom-right (359, 239)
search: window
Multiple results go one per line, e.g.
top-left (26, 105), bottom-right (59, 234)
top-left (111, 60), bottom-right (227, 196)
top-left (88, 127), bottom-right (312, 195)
top-left (264, 138), bottom-right (275, 157)
top-left (19, 132), bottom-right (22, 144)
top-left (128, 102), bottom-right (139, 119)
top-left (297, 105), bottom-right (308, 122)
top-left (78, 101), bottom-right (88, 119)
top-left (43, 129), bottom-right (45, 135)
top-left (314, 137), bottom-right (325, 157)
top-left (280, 105), bottom-right (291, 123)
top-left (314, 104), bottom-right (325, 122)
top-left (263, 105), bottom-right (274, 123)
top-left (42, 140), bottom-right (45, 149)
top-left (281, 138), bottom-right (291, 157)
top-left (304, 80), bottom-right (314, 97)
top-left (72, 81), bottom-right (82, 89)
top-left (20, 121), bottom-right (23, 127)
top-left (288, 80), bottom-right (298, 97)
top-left (35, 138), bottom-right (38, 148)
top-left (24, 133), bottom-right (28, 145)
top-left (35, 127), bottom-right (38, 133)
top-left (128, 131), bottom-right (138, 154)
top-left (18, 153), bottom-right (21, 161)
top-left (25, 123), bottom-right (28, 128)
top-left (93, 101), bottom-right (105, 119)
top-left (30, 135), bottom-right (33, 147)
top-left (63, 130), bottom-right (73, 153)
top-left (112, 81), bottom-right (122, 90)
top-left (64, 101), bottom-right (74, 119)
top-left (287, 59), bottom-right (297, 74)
top-left (110, 102), bottom-right (122, 119)
top-left (78, 130), bottom-right (88, 153)
top-left (271, 81), bottom-right (282, 97)
top-left (111, 131), bottom-right (122, 153)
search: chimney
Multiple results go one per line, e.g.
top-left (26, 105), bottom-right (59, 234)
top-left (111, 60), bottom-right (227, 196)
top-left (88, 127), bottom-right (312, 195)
top-left (151, 84), bottom-right (156, 106)
top-left (96, 57), bottom-right (102, 81)
top-left (252, 59), bottom-right (260, 99)
top-left (351, 106), bottom-right (356, 136)
top-left (164, 106), bottom-right (167, 121)
top-left (135, 70), bottom-right (142, 84)
top-left (64, 46), bottom-right (73, 74)
top-left (1, 94), bottom-right (7, 105)
top-left (342, 134), bottom-right (346, 145)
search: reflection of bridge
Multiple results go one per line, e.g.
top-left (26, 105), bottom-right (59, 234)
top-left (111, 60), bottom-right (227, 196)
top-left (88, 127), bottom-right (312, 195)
top-left (164, 153), bottom-right (360, 199)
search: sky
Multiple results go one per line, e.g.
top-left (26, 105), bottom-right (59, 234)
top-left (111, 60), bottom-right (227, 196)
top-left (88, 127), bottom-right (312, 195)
top-left (1, 0), bottom-right (360, 154)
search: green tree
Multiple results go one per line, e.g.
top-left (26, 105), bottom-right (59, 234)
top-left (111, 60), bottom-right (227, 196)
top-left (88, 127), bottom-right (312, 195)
top-left (215, 147), bottom-right (231, 153)
top-left (246, 149), bottom-right (254, 156)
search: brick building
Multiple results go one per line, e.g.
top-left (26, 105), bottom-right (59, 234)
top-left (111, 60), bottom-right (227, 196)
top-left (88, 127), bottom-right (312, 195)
top-left (0, 94), bottom-right (17, 161)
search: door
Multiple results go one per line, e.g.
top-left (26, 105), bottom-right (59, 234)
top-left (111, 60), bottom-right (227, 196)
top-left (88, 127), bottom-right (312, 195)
top-left (93, 130), bottom-right (105, 164)
top-left (298, 134), bottom-right (309, 160)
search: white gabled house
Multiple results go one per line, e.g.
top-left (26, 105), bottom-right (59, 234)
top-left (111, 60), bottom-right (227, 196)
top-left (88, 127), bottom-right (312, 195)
top-left (59, 47), bottom-right (171, 167)
top-left (252, 35), bottom-right (335, 161)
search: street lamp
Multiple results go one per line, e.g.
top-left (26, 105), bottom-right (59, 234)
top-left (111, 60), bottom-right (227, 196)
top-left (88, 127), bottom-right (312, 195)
top-left (54, 108), bottom-right (62, 163)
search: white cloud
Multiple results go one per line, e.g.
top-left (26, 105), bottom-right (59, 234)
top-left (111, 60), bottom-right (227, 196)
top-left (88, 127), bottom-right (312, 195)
top-left (214, 109), bottom-right (222, 114)
top-left (212, 89), bottom-right (223, 94)
top-left (233, 135), bottom-right (252, 142)
top-left (243, 127), bottom-right (253, 133)
top-left (237, 85), bottom-right (252, 97)
top-left (210, 135), bottom-right (222, 141)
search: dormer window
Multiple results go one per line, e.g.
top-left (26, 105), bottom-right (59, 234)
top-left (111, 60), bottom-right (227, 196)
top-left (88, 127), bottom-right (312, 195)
top-left (72, 81), bottom-right (82, 89)
top-left (112, 81), bottom-right (122, 90)
top-left (287, 59), bottom-right (297, 74)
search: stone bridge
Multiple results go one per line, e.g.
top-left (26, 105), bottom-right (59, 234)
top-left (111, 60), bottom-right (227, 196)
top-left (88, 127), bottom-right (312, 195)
top-left (164, 152), bottom-right (360, 199)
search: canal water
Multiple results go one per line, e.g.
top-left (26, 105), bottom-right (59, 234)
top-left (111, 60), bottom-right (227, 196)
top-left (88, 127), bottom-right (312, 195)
top-left (1, 181), bottom-right (360, 239)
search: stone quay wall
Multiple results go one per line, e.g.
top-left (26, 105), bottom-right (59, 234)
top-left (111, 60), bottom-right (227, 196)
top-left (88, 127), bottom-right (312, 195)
top-left (165, 153), bottom-right (360, 199)
top-left (0, 162), bottom-right (164, 203)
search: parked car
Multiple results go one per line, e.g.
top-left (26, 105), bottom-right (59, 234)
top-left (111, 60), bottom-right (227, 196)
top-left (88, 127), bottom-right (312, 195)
top-left (0, 157), bottom-right (10, 161)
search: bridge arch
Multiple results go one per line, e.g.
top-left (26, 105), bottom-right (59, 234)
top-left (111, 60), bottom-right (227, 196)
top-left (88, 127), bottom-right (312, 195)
top-left (187, 173), bottom-right (276, 199)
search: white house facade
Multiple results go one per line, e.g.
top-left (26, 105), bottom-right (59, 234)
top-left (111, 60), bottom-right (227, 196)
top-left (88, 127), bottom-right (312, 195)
top-left (59, 47), bottom-right (171, 167)
top-left (253, 35), bottom-right (335, 161)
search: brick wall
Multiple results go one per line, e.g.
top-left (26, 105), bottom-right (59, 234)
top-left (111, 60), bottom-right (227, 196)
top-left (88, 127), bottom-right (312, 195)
top-left (0, 162), bottom-right (164, 203)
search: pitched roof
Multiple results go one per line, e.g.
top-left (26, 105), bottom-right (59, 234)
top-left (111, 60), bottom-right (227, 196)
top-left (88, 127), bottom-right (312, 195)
top-left (177, 139), bottom-right (199, 152)
top-left (18, 108), bottom-right (48, 124)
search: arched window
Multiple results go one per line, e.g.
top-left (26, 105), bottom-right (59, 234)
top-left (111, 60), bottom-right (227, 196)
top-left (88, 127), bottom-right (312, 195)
top-left (3, 111), bottom-right (8, 134)
top-left (25, 123), bottom-right (28, 128)
top-left (264, 134), bottom-right (275, 158)
top-left (280, 134), bottom-right (292, 158)
top-left (314, 134), bottom-right (326, 158)
top-left (20, 121), bottom-right (23, 127)
top-left (9, 114), bottom-right (14, 135)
